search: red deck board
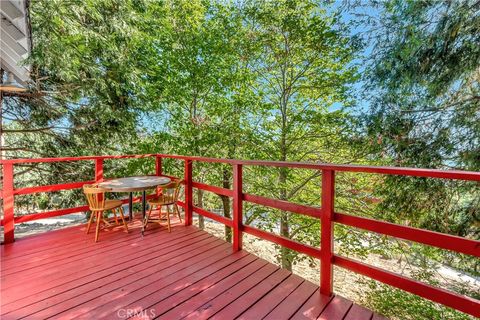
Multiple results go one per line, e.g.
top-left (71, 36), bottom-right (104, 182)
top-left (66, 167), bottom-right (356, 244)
top-left (290, 290), bottom-right (333, 320)
top-left (31, 242), bottom-right (235, 320)
top-left (238, 274), bottom-right (304, 320)
top-left (1, 214), bottom-right (145, 260)
top-left (2, 221), bottom-right (131, 259)
top-left (92, 251), bottom-right (251, 320)
top-left (2, 226), bottom-right (198, 282)
top-left (209, 268), bottom-right (292, 320)
top-left (344, 304), bottom-right (374, 320)
top-left (1, 222), bottom-right (387, 320)
top-left (263, 278), bottom-right (319, 320)
top-left (1, 226), bottom-right (199, 285)
top-left (1, 229), bottom-right (211, 303)
top-left (2, 239), bottom-right (215, 317)
top-left (1, 224), bottom-right (85, 257)
top-left (158, 259), bottom-right (270, 319)
top-left (182, 263), bottom-right (279, 320)
top-left (318, 295), bottom-right (353, 320)
top-left (138, 254), bottom-right (259, 319)
top-left (1, 222), bottom-right (141, 271)
top-left (1, 222), bottom-right (163, 274)
top-left (1, 217), bottom-right (158, 265)
top-left (59, 251), bottom-right (236, 319)
top-left (4, 238), bottom-right (228, 319)
top-left (1, 227), bottom-right (203, 310)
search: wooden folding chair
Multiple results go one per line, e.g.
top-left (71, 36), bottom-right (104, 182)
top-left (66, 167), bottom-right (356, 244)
top-left (143, 179), bottom-right (183, 234)
top-left (83, 184), bottom-right (128, 242)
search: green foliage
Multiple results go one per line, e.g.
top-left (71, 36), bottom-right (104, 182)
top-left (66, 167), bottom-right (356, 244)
top-left (5, 0), bottom-right (148, 159)
top-left (344, 1), bottom-right (480, 318)
top-left (355, 0), bottom-right (480, 248)
top-left (2, 1), bottom-right (478, 319)
top-left (360, 280), bottom-right (475, 320)
top-left (364, 1), bottom-right (480, 171)
top-left (235, 0), bottom-right (362, 270)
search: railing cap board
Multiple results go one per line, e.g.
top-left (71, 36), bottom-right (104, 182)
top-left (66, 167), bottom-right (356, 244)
top-left (1, 153), bottom-right (479, 317)
top-left (1, 153), bottom-right (479, 181)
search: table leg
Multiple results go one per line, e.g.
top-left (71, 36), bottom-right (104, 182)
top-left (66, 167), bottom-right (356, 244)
top-left (142, 190), bottom-right (147, 219)
top-left (129, 192), bottom-right (133, 220)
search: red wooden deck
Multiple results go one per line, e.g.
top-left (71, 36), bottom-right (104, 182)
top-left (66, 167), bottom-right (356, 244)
top-left (1, 220), bottom-right (386, 320)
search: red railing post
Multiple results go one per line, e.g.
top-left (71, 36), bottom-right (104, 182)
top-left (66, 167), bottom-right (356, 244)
top-left (95, 159), bottom-right (104, 182)
top-left (320, 169), bottom-right (335, 295)
top-left (155, 156), bottom-right (162, 176)
top-left (184, 159), bottom-right (193, 226)
top-left (233, 164), bottom-right (243, 251)
top-left (2, 163), bottom-right (15, 244)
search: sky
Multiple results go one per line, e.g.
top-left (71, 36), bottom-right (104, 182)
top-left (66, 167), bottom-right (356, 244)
top-left (331, 1), bottom-right (380, 114)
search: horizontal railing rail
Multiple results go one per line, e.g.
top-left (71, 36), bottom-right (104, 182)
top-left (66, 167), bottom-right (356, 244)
top-left (2, 153), bottom-right (480, 180)
top-left (0, 154), bottom-right (479, 317)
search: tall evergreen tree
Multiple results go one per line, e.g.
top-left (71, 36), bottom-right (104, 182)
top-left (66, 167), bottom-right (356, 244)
top-left (346, 1), bottom-right (480, 318)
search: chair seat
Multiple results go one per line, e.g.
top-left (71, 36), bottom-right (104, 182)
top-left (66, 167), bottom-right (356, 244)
top-left (91, 199), bottom-right (123, 211)
top-left (147, 195), bottom-right (175, 205)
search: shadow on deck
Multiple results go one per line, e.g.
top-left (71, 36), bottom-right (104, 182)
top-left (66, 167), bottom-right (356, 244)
top-left (1, 218), bottom-right (387, 319)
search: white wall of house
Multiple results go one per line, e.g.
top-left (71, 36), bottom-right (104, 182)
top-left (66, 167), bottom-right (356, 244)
top-left (0, 0), bottom-right (31, 84)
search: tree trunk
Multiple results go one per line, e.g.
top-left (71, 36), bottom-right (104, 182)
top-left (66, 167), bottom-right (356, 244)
top-left (221, 167), bottom-right (232, 242)
top-left (190, 94), bottom-right (205, 229)
top-left (197, 189), bottom-right (204, 229)
top-left (221, 195), bottom-right (231, 242)
top-left (279, 166), bottom-right (292, 270)
top-left (279, 81), bottom-right (292, 270)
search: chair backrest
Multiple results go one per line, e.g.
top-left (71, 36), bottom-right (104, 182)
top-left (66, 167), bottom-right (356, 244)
top-left (162, 179), bottom-right (184, 203)
top-left (83, 184), bottom-right (107, 211)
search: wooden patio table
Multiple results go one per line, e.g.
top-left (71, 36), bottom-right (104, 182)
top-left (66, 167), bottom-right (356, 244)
top-left (97, 176), bottom-right (171, 220)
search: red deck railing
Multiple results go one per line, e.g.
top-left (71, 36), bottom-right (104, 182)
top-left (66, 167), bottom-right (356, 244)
top-left (1, 154), bottom-right (479, 317)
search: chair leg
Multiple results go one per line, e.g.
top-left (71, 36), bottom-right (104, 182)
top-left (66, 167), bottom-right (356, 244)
top-left (142, 205), bottom-right (154, 236)
top-left (86, 211), bottom-right (95, 234)
top-left (166, 205), bottom-right (171, 233)
top-left (144, 205), bottom-right (153, 228)
top-left (174, 204), bottom-right (182, 223)
top-left (101, 210), bottom-right (111, 226)
top-left (95, 211), bottom-right (102, 242)
top-left (158, 205), bottom-right (164, 219)
top-left (119, 206), bottom-right (129, 233)
top-left (113, 208), bottom-right (119, 225)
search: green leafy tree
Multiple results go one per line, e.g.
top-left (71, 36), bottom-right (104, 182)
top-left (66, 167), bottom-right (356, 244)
top-left (359, 0), bottom-right (479, 253)
top-left (2, 0), bottom-right (154, 211)
top-left (345, 1), bottom-right (480, 318)
top-left (131, 0), bottom-right (260, 235)
top-left (240, 0), bottom-right (360, 270)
